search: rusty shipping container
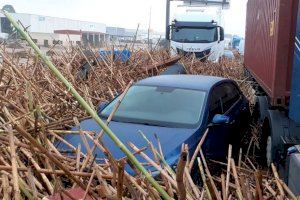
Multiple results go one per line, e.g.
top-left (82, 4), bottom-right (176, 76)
top-left (244, 0), bottom-right (299, 106)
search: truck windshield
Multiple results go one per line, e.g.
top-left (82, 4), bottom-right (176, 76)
top-left (101, 85), bottom-right (206, 128)
top-left (171, 27), bottom-right (218, 43)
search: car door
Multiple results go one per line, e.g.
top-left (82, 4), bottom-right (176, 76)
top-left (205, 82), bottom-right (243, 160)
top-left (221, 83), bottom-right (244, 148)
top-left (222, 82), bottom-right (251, 154)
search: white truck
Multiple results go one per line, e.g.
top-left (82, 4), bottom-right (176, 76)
top-left (165, 1), bottom-right (229, 62)
top-left (169, 17), bottom-right (225, 61)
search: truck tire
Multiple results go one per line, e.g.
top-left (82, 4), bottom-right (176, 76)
top-left (259, 119), bottom-right (271, 166)
top-left (252, 96), bottom-right (269, 123)
top-left (260, 110), bottom-right (288, 167)
top-left (160, 63), bottom-right (187, 75)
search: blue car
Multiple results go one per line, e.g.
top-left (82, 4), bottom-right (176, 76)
top-left (61, 75), bottom-right (250, 171)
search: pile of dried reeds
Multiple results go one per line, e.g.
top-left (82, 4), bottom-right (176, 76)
top-left (0, 12), bottom-right (296, 199)
top-left (0, 43), bottom-right (296, 199)
top-left (181, 55), bottom-right (255, 105)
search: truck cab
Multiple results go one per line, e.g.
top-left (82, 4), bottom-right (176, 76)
top-left (170, 20), bottom-right (225, 62)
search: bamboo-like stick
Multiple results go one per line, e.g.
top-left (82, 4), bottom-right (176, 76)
top-left (184, 167), bottom-right (201, 198)
top-left (2, 173), bottom-right (10, 199)
top-left (117, 160), bottom-right (125, 199)
top-left (3, 10), bottom-right (171, 199)
top-left (144, 177), bottom-right (159, 200)
top-left (271, 163), bottom-right (285, 199)
top-left (46, 138), bottom-right (63, 157)
top-left (128, 142), bottom-right (177, 188)
top-left (199, 150), bottom-right (222, 200)
top-left (76, 144), bottom-right (81, 171)
top-left (239, 175), bottom-right (248, 200)
top-left (209, 159), bottom-right (267, 176)
top-left (225, 144), bottom-right (232, 200)
top-left (197, 157), bottom-right (212, 200)
top-left (7, 125), bottom-right (21, 200)
top-left (254, 171), bottom-right (263, 200)
top-left (230, 159), bottom-right (243, 200)
top-left (263, 180), bottom-right (276, 197)
top-left (140, 131), bottom-right (173, 198)
top-left (124, 173), bottom-right (148, 196)
top-left (21, 148), bottom-right (54, 194)
top-left (0, 164), bottom-right (113, 177)
top-left (82, 169), bottom-right (96, 200)
top-left (139, 131), bottom-right (175, 177)
top-left (221, 174), bottom-right (226, 200)
top-left (11, 123), bottom-right (98, 198)
top-left (278, 179), bottom-right (297, 200)
top-left (15, 154), bottom-right (44, 191)
top-left (49, 130), bottom-right (86, 158)
top-left (18, 176), bottom-right (35, 200)
top-left (246, 157), bottom-right (256, 171)
top-left (176, 146), bottom-right (187, 200)
top-left (80, 80), bottom-right (133, 172)
top-left (95, 169), bottom-right (113, 198)
top-left (27, 167), bottom-right (38, 199)
top-left (189, 128), bottom-right (209, 171)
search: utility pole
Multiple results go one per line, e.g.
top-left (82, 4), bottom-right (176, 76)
top-left (165, 0), bottom-right (171, 49)
top-left (147, 7), bottom-right (152, 49)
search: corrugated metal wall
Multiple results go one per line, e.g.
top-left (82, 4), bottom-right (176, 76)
top-left (244, 0), bottom-right (299, 106)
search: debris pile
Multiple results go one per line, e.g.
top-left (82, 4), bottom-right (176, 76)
top-left (0, 42), bottom-right (296, 199)
top-left (181, 55), bottom-right (255, 104)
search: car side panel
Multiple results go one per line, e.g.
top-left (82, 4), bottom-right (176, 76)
top-left (204, 80), bottom-right (250, 160)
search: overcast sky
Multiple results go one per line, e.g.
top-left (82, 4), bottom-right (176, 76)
top-left (0, 0), bottom-right (247, 36)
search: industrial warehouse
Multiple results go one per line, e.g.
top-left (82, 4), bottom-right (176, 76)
top-left (0, 5), bottom-right (163, 48)
top-left (0, 0), bottom-right (299, 199)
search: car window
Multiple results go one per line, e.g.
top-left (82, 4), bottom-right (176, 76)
top-left (210, 86), bottom-right (224, 116)
top-left (222, 83), bottom-right (241, 112)
top-left (101, 85), bottom-right (207, 128)
top-left (209, 82), bottom-right (241, 118)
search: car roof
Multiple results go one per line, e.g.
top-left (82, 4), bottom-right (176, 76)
top-left (135, 75), bottom-right (229, 91)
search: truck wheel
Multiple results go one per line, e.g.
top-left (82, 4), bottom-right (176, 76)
top-left (252, 99), bottom-right (260, 123)
top-left (266, 136), bottom-right (272, 167)
top-left (258, 119), bottom-right (271, 166)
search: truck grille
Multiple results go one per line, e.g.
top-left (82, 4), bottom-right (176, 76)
top-left (176, 48), bottom-right (211, 59)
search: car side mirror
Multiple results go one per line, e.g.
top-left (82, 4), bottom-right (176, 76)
top-left (210, 114), bottom-right (230, 126)
top-left (97, 102), bottom-right (108, 114)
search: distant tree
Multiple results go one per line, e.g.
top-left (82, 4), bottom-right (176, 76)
top-left (2, 5), bottom-right (16, 13)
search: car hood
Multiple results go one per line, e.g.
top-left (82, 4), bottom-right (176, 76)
top-left (60, 118), bottom-right (202, 171)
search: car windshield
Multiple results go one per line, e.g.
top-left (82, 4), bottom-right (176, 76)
top-left (171, 27), bottom-right (218, 43)
top-left (101, 85), bottom-right (206, 128)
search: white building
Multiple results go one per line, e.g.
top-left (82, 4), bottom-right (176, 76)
top-left (0, 11), bottom-right (107, 47)
top-left (8, 13), bottom-right (106, 33)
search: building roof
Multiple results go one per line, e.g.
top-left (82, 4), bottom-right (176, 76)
top-left (54, 29), bottom-right (108, 35)
top-left (135, 75), bottom-right (227, 91)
